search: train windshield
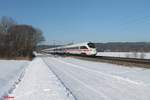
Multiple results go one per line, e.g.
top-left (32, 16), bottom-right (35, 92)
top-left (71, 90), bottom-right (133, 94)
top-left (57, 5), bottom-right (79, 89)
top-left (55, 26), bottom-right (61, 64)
top-left (87, 43), bottom-right (95, 48)
top-left (80, 46), bottom-right (88, 49)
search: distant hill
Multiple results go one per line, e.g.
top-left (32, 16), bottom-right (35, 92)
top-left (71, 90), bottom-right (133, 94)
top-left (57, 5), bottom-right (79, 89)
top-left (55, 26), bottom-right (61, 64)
top-left (94, 42), bottom-right (150, 52)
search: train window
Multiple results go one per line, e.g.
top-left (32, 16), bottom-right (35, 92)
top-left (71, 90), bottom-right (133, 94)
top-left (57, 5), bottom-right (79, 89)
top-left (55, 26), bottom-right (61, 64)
top-left (66, 48), bottom-right (70, 50)
top-left (73, 47), bottom-right (79, 49)
top-left (87, 43), bottom-right (95, 48)
top-left (67, 47), bottom-right (78, 49)
top-left (80, 46), bottom-right (88, 49)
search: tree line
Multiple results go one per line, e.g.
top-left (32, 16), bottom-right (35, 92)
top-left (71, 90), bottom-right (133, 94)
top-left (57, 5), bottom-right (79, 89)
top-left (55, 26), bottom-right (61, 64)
top-left (0, 16), bottom-right (44, 58)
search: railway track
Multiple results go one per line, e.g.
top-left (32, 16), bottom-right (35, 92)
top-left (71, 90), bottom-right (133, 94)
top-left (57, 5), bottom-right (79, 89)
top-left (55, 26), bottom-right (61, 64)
top-left (61, 54), bottom-right (150, 68)
top-left (95, 56), bottom-right (150, 64)
top-left (38, 52), bottom-right (150, 68)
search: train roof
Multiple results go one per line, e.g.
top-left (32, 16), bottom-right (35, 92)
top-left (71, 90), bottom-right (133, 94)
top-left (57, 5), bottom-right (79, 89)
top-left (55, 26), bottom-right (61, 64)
top-left (63, 42), bottom-right (89, 48)
top-left (42, 42), bottom-right (93, 51)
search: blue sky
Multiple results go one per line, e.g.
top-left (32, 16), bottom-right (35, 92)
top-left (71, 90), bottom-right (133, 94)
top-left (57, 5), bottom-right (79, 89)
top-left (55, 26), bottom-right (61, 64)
top-left (0, 0), bottom-right (150, 44)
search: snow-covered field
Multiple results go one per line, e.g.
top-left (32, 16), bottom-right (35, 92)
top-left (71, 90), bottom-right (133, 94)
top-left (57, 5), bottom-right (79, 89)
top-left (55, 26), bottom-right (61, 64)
top-left (1, 55), bottom-right (150, 100)
top-left (97, 52), bottom-right (150, 59)
top-left (0, 60), bottom-right (29, 100)
top-left (43, 56), bottom-right (150, 100)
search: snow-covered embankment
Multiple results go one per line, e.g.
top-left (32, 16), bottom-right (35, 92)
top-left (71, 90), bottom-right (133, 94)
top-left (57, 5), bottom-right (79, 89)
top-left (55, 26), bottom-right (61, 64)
top-left (11, 58), bottom-right (75, 100)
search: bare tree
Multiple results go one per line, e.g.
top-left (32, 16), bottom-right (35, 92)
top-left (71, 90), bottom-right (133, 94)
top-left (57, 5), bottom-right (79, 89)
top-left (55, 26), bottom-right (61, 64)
top-left (133, 52), bottom-right (138, 58)
top-left (0, 16), bottom-right (44, 58)
top-left (9, 25), bottom-right (45, 57)
top-left (33, 28), bottom-right (45, 49)
top-left (140, 52), bottom-right (145, 59)
top-left (0, 16), bottom-right (16, 57)
top-left (0, 16), bottom-right (16, 33)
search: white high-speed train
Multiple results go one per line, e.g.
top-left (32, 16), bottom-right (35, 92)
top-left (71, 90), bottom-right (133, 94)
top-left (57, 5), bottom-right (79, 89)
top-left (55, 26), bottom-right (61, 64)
top-left (42, 42), bottom-right (97, 56)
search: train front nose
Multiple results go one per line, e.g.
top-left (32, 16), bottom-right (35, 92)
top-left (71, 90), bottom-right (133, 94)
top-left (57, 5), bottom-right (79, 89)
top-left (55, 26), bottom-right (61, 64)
top-left (90, 48), bottom-right (97, 55)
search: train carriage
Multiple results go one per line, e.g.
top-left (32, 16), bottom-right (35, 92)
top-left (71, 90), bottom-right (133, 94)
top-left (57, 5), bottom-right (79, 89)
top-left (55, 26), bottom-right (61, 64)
top-left (42, 42), bottom-right (97, 56)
